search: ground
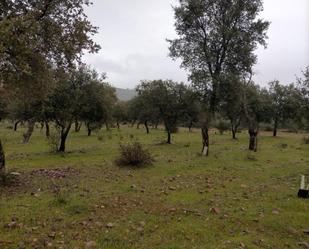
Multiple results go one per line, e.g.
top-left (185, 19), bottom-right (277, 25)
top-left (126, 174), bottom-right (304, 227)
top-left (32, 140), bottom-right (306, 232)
top-left (0, 123), bottom-right (308, 249)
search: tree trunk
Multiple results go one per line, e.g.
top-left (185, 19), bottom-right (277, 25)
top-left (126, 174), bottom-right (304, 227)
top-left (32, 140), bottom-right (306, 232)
top-left (188, 121), bottom-right (193, 132)
top-left (23, 120), bottom-right (35, 144)
top-left (231, 123), bottom-right (239, 139)
top-left (137, 122), bottom-right (141, 129)
top-left (75, 120), bottom-right (82, 132)
top-left (144, 121), bottom-right (149, 134)
top-left (201, 127), bottom-right (209, 156)
top-left (45, 121), bottom-right (50, 138)
top-left (14, 121), bottom-right (20, 131)
top-left (0, 139), bottom-right (5, 174)
top-left (248, 128), bottom-right (258, 152)
top-left (231, 118), bottom-right (241, 140)
top-left (58, 123), bottom-right (72, 152)
top-left (86, 123), bottom-right (92, 136)
top-left (273, 118), bottom-right (278, 137)
top-left (232, 128), bottom-right (236, 139)
top-left (117, 121), bottom-right (120, 130)
top-left (167, 129), bottom-right (171, 144)
top-left (105, 123), bottom-right (110, 131)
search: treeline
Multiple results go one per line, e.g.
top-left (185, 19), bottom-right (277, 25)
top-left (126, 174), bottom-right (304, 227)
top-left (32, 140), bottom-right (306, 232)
top-left (109, 71), bottom-right (309, 152)
top-left (1, 0), bottom-right (309, 174)
top-left (0, 66), bottom-right (117, 152)
top-left (0, 0), bottom-right (102, 172)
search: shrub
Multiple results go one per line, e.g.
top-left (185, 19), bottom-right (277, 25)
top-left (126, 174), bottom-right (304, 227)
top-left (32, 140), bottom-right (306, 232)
top-left (46, 131), bottom-right (60, 152)
top-left (264, 125), bottom-right (273, 132)
top-left (116, 142), bottom-right (154, 167)
top-left (215, 120), bottom-right (230, 135)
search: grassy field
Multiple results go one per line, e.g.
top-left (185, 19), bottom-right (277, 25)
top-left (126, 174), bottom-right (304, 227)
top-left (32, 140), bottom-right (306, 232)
top-left (0, 123), bottom-right (308, 249)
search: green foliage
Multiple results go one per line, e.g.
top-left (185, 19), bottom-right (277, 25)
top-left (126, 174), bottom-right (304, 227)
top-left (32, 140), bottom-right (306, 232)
top-left (168, 0), bottom-right (270, 111)
top-left (46, 131), bottom-right (61, 153)
top-left (116, 142), bottom-right (154, 167)
top-left (136, 80), bottom-right (195, 143)
top-left (297, 67), bottom-right (309, 124)
top-left (0, 0), bottom-right (100, 88)
top-left (214, 120), bottom-right (230, 135)
top-left (268, 80), bottom-right (301, 130)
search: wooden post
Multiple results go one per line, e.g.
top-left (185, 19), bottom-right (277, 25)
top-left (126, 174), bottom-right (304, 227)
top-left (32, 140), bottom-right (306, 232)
top-left (298, 175), bottom-right (309, 198)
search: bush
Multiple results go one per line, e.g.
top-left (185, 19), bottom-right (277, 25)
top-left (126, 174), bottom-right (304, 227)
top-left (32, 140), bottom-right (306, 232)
top-left (264, 125), bottom-right (273, 132)
top-left (116, 142), bottom-right (154, 167)
top-left (215, 120), bottom-right (230, 135)
top-left (46, 131), bottom-right (60, 152)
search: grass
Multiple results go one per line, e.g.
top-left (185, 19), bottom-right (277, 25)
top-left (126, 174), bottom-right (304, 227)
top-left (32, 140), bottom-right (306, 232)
top-left (0, 122), bottom-right (308, 249)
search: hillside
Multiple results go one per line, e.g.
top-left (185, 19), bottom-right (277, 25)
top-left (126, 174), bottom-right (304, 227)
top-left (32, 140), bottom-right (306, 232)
top-left (115, 88), bottom-right (136, 101)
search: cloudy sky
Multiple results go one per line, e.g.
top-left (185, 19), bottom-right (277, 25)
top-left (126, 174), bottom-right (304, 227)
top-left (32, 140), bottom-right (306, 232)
top-left (84, 0), bottom-right (309, 89)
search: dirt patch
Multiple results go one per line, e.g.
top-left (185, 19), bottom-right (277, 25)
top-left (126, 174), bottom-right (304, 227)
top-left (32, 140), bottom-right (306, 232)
top-left (30, 167), bottom-right (79, 179)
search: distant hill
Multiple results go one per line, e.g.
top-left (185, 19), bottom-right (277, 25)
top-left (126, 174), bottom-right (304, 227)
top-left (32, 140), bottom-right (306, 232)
top-left (115, 88), bottom-right (136, 101)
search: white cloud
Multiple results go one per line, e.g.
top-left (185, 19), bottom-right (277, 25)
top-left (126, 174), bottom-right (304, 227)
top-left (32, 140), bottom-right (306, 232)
top-left (84, 0), bottom-right (309, 88)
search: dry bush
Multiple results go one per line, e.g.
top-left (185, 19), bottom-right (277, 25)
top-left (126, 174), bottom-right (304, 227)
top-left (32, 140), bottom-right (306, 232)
top-left (116, 142), bottom-right (154, 167)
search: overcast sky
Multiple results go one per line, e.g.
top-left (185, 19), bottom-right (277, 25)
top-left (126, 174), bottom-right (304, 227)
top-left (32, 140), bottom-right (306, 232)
top-left (84, 0), bottom-right (309, 89)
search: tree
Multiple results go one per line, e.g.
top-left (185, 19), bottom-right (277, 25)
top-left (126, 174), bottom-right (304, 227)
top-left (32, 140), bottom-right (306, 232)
top-left (45, 66), bottom-right (115, 152)
top-left (78, 69), bottom-right (116, 136)
top-left (218, 74), bottom-right (243, 139)
top-left (113, 101), bottom-right (128, 130)
top-left (0, 87), bottom-right (8, 122)
top-left (243, 82), bottom-right (272, 151)
top-left (168, 0), bottom-right (270, 155)
top-left (269, 81), bottom-right (301, 137)
top-left (128, 95), bottom-right (160, 134)
top-left (136, 80), bottom-right (189, 144)
top-left (0, 0), bottom-right (100, 171)
top-left (0, 139), bottom-right (4, 174)
top-left (179, 86), bottom-right (201, 132)
top-left (297, 67), bottom-right (309, 130)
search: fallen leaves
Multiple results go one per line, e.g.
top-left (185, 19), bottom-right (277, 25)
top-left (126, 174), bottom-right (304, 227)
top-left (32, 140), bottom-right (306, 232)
top-left (30, 167), bottom-right (78, 179)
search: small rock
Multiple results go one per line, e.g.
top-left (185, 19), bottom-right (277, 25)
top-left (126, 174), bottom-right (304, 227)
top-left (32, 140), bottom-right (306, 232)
top-left (95, 222), bottom-right (103, 228)
top-left (287, 227), bottom-right (298, 235)
top-left (10, 172), bottom-right (21, 176)
top-left (298, 242), bottom-right (309, 248)
top-left (272, 208), bottom-right (280, 215)
top-left (5, 221), bottom-right (18, 229)
top-left (106, 223), bottom-right (114, 229)
top-left (210, 207), bottom-right (220, 215)
top-left (48, 232), bottom-right (56, 239)
top-left (304, 230), bottom-right (309, 235)
top-left (85, 241), bottom-right (97, 248)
